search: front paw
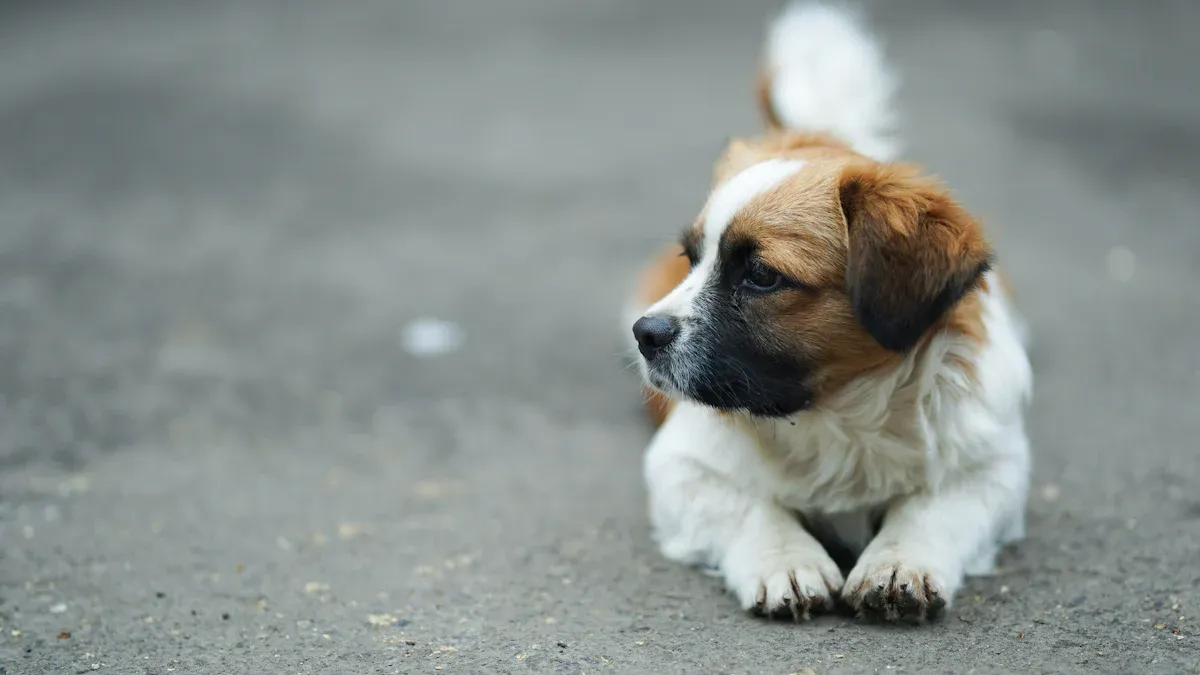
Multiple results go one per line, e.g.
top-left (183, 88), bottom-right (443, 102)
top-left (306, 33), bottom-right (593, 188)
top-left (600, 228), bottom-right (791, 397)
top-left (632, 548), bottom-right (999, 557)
top-left (842, 560), bottom-right (952, 623)
top-left (723, 546), bottom-right (844, 621)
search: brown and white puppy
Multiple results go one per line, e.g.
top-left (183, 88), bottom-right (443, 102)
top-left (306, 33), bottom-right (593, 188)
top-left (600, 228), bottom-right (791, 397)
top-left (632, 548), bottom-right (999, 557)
top-left (626, 3), bottom-right (1032, 622)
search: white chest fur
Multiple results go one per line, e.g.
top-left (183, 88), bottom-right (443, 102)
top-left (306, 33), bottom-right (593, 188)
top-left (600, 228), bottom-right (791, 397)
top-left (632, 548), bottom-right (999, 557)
top-left (761, 275), bottom-right (1027, 510)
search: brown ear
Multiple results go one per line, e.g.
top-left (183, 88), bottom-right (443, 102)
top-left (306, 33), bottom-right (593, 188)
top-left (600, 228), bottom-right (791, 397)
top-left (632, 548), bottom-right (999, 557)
top-left (838, 162), bottom-right (992, 352)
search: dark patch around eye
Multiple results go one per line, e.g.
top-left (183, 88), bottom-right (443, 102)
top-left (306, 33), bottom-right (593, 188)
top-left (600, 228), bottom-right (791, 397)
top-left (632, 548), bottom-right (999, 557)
top-left (743, 259), bottom-right (783, 291)
top-left (717, 230), bottom-right (820, 293)
top-left (716, 235), bottom-right (756, 279)
top-left (715, 235), bottom-right (784, 292)
top-left (679, 227), bottom-right (703, 267)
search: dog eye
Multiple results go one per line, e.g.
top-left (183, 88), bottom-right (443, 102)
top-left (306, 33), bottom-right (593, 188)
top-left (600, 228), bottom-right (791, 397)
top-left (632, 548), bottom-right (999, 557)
top-left (742, 260), bottom-right (783, 292)
top-left (680, 248), bottom-right (696, 267)
top-left (680, 243), bottom-right (700, 267)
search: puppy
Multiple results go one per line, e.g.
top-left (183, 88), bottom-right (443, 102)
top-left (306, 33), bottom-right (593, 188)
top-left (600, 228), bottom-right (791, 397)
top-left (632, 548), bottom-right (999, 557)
top-left (626, 2), bottom-right (1032, 622)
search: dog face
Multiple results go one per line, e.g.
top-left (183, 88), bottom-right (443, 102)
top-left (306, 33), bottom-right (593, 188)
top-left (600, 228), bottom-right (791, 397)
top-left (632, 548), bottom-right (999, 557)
top-left (634, 144), bottom-right (990, 417)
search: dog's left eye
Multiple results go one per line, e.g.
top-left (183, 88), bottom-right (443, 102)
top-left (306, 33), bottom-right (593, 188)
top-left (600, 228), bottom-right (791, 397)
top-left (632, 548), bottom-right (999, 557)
top-left (742, 260), bottom-right (783, 292)
top-left (680, 245), bottom-right (699, 268)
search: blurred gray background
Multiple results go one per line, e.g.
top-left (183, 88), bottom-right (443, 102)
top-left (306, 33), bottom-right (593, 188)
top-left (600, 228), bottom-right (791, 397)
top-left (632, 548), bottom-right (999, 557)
top-left (1, 0), bottom-right (1198, 673)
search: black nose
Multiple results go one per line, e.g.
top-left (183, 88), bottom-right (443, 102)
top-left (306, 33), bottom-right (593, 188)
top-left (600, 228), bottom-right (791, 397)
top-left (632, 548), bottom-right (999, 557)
top-left (633, 316), bottom-right (680, 359)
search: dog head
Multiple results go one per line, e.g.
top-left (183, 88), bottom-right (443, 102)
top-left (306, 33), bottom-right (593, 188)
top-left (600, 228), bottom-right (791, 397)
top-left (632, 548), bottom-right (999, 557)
top-left (633, 139), bottom-right (990, 417)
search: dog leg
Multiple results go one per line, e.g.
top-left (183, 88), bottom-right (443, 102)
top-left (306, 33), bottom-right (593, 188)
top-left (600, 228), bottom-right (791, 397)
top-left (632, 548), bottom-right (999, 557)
top-left (645, 405), bottom-right (843, 619)
top-left (842, 456), bottom-right (1027, 622)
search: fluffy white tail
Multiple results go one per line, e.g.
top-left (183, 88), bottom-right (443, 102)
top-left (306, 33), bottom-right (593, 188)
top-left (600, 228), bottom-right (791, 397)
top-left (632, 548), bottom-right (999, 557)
top-left (761, 2), bottom-right (899, 161)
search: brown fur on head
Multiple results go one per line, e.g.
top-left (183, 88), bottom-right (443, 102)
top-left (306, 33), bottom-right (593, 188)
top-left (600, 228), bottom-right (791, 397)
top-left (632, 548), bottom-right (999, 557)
top-left (631, 138), bottom-right (991, 419)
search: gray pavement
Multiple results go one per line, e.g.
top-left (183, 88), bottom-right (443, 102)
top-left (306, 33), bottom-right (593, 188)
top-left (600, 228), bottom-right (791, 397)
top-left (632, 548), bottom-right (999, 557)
top-left (1, 1), bottom-right (1199, 673)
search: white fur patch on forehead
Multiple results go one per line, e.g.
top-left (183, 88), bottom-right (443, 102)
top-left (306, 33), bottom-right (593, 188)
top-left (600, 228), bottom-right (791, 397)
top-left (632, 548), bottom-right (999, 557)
top-left (645, 159), bottom-right (806, 323)
top-left (703, 159), bottom-right (807, 243)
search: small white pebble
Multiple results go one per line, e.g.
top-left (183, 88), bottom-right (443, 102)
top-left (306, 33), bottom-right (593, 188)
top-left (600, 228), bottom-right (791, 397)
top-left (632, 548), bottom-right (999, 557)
top-left (49, 603), bottom-right (67, 614)
top-left (23, 525), bottom-right (34, 539)
top-left (337, 522), bottom-right (371, 539)
top-left (1106, 246), bottom-right (1136, 282)
top-left (1040, 484), bottom-right (1061, 502)
top-left (401, 318), bottom-right (464, 358)
top-left (367, 613), bottom-right (397, 627)
top-left (58, 474), bottom-right (91, 497)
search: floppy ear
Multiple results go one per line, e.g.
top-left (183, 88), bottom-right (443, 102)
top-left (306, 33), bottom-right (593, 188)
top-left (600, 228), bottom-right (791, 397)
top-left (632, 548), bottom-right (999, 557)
top-left (838, 162), bottom-right (992, 352)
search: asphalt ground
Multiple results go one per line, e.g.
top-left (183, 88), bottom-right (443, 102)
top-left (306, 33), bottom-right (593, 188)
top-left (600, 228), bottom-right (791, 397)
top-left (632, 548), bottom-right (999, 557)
top-left (1, 1), bottom-right (1198, 673)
